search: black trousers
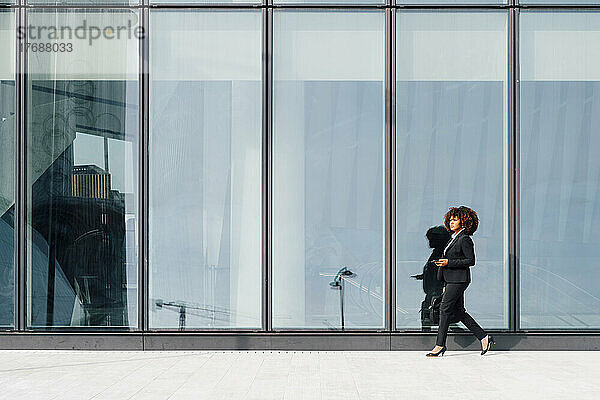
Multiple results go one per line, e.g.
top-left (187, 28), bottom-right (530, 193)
top-left (436, 283), bottom-right (487, 346)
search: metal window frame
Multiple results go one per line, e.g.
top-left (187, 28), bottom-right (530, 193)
top-left (509, 5), bottom-right (519, 332)
top-left (4, 1), bottom-right (600, 345)
top-left (263, 5), bottom-right (273, 332)
top-left (140, 4), bottom-right (149, 333)
top-left (385, 7), bottom-right (394, 333)
top-left (15, 4), bottom-right (25, 331)
top-left (513, 6), bottom-right (520, 332)
top-left (383, 8), bottom-right (397, 331)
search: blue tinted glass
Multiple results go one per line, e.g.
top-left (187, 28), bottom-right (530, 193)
top-left (275, 0), bottom-right (382, 4)
top-left (152, 0), bottom-right (259, 4)
top-left (522, 0), bottom-right (599, 5)
top-left (396, 11), bottom-right (509, 330)
top-left (520, 12), bottom-right (600, 329)
top-left (149, 11), bottom-right (262, 329)
top-left (273, 11), bottom-right (385, 329)
top-left (397, 0), bottom-right (504, 4)
top-left (0, 10), bottom-right (15, 328)
top-left (28, 0), bottom-right (138, 6)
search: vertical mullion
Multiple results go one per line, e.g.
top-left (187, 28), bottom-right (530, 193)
top-left (508, 7), bottom-right (516, 332)
top-left (18, 6), bottom-right (27, 331)
top-left (386, 8), bottom-right (396, 332)
top-left (263, 6), bottom-right (273, 332)
top-left (389, 0), bottom-right (395, 345)
top-left (139, 6), bottom-right (149, 332)
top-left (14, 5), bottom-right (24, 332)
top-left (514, 8), bottom-right (521, 331)
top-left (509, 7), bottom-right (520, 332)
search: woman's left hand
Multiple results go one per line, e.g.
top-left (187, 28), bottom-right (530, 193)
top-left (434, 259), bottom-right (448, 267)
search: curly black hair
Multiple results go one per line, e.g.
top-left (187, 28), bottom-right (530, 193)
top-left (444, 206), bottom-right (479, 235)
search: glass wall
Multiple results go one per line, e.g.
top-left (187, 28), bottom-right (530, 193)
top-left (0, 2), bottom-right (596, 336)
top-left (272, 11), bottom-right (385, 329)
top-left (395, 11), bottom-right (509, 330)
top-left (25, 10), bottom-right (139, 328)
top-left (149, 10), bottom-right (262, 329)
top-left (520, 11), bottom-right (600, 330)
top-left (0, 10), bottom-right (15, 328)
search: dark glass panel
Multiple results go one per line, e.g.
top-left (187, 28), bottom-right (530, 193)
top-left (26, 10), bottom-right (139, 328)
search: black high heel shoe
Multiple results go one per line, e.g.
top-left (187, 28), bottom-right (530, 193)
top-left (481, 335), bottom-right (495, 355)
top-left (426, 345), bottom-right (447, 357)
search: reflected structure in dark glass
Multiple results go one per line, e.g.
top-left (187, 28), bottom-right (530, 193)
top-left (149, 11), bottom-right (262, 329)
top-left (520, 12), bottom-right (600, 329)
top-left (395, 11), bottom-right (509, 330)
top-left (272, 11), bottom-right (385, 329)
top-left (25, 10), bottom-right (139, 328)
top-left (0, 10), bottom-right (15, 328)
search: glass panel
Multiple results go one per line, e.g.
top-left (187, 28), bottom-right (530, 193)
top-left (0, 10), bottom-right (15, 328)
top-left (152, 0), bottom-right (259, 5)
top-left (522, 0), bottom-right (600, 5)
top-left (520, 12), bottom-right (600, 330)
top-left (275, 0), bottom-right (383, 5)
top-left (395, 11), bottom-right (509, 330)
top-left (149, 11), bottom-right (262, 329)
top-left (273, 11), bottom-right (385, 330)
top-left (28, 0), bottom-right (138, 6)
top-left (397, 0), bottom-right (504, 4)
top-left (26, 10), bottom-right (139, 328)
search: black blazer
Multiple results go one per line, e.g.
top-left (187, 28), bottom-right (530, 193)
top-left (436, 230), bottom-right (476, 284)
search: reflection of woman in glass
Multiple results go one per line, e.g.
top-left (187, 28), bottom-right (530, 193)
top-left (426, 206), bottom-right (495, 357)
top-left (411, 226), bottom-right (450, 329)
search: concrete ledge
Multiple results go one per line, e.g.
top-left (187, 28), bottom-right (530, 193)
top-left (143, 333), bottom-right (389, 351)
top-left (391, 333), bottom-right (600, 351)
top-left (0, 332), bottom-right (599, 351)
top-left (143, 333), bottom-right (270, 351)
top-left (0, 333), bottom-right (144, 350)
top-left (266, 333), bottom-right (390, 351)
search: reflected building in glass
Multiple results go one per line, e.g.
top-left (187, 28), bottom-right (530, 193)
top-left (24, 11), bottom-right (139, 328)
top-left (0, 10), bottom-right (15, 329)
top-left (0, 0), bottom-right (599, 349)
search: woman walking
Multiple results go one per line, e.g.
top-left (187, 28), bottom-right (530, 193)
top-left (426, 206), bottom-right (494, 357)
